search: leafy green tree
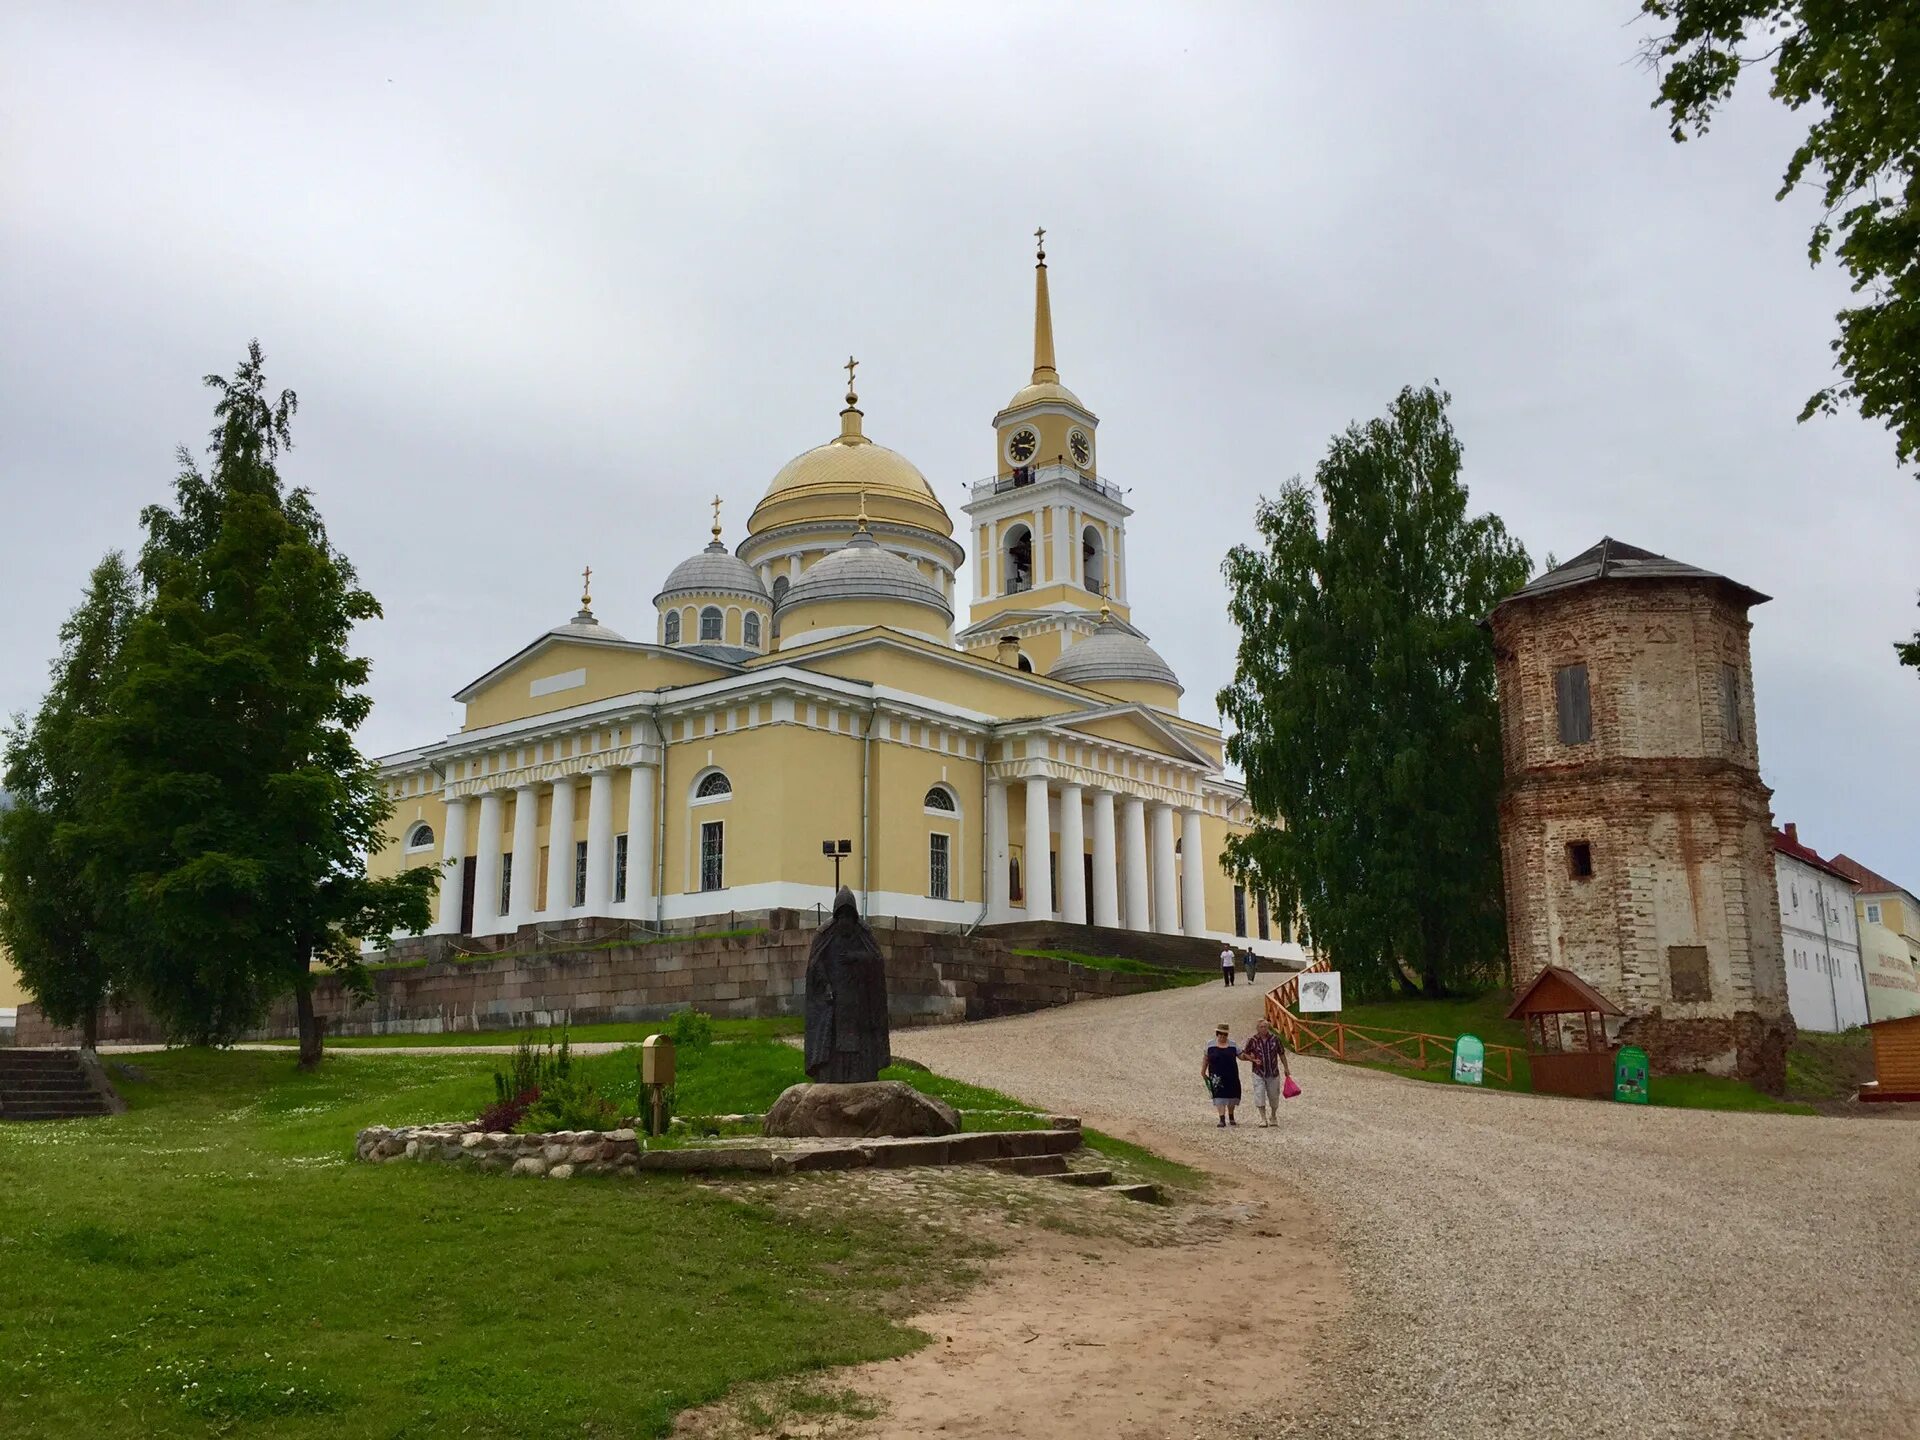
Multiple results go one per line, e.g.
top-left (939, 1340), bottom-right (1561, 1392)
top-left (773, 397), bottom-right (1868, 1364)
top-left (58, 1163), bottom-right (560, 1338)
top-left (1217, 385), bottom-right (1530, 1000)
top-left (0, 555), bottom-right (140, 1048)
top-left (1638, 1), bottom-right (1920, 468)
top-left (83, 342), bottom-right (432, 1065)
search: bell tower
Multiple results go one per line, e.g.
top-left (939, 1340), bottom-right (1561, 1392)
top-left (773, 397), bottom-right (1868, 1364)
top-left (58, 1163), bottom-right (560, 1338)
top-left (960, 232), bottom-right (1134, 674)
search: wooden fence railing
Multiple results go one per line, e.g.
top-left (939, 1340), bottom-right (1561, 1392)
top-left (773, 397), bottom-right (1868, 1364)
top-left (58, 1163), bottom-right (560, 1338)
top-left (1263, 961), bottom-right (1526, 1086)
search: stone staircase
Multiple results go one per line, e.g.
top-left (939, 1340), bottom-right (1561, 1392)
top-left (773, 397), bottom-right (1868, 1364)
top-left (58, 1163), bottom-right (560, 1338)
top-left (0, 1049), bottom-right (119, 1121)
top-left (979, 1148), bottom-right (1160, 1203)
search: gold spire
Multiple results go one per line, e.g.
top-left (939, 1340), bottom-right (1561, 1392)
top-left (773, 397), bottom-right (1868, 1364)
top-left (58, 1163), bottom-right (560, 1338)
top-left (838, 354), bottom-right (867, 444)
top-left (710, 493), bottom-right (724, 541)
top-left (1031, 227), bottom-right (1058, 384)
top-left (579, 565), bottom-right (593, 613)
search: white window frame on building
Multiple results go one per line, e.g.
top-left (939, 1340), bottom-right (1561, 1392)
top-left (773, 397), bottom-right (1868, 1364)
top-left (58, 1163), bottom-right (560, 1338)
top-left (929, 831), bottom-right (951, 900)
top-left (573, 839), bottom-right (588, 907)
top-left (699, 606), bottom-right (724, 642)
top-left (700, 820), bottom-right (725, 892)
top-left (664, 611), bottom-right (681, 644)
top-left (614, 832), bottom-right (629, 904)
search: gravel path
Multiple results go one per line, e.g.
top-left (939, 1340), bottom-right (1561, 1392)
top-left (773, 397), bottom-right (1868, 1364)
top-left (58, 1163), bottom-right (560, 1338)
top-left (893, 982), bottom-right (1920, 1439)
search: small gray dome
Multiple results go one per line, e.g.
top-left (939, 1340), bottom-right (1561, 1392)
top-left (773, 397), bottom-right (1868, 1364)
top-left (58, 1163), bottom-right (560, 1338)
top-left (655, 541), bottom-right (769, 605)
top-left (548, 607), bottom-right (626, 643)
top-left (1049, 617), bottom-right (1182, 694)
top-left (780, 531), bottom-right (952, 620)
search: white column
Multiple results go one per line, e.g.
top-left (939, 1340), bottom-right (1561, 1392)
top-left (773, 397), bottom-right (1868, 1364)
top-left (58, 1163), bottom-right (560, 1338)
top-left (625, 763), bottom-right (655, 920)
top-left (1115, 526), bottom-right (1129, 602)
top-left (1057, 783), bottom-right (1086, 924)
top-left (987, 778), bottom-right (1010, 919)
top-left (473, 791), bottom-right (505, 935)
top-left (543, 778), bottom-right (577, 916)
top-left (434, 797), bottom-right (470, 934)
top-left (1090, 789), bottom-right (1119, 928)
top-left (1121, 796), bottom-right (1150, 931)
top-left (583, 769), bottom-right (615, 915)
top-left (1024, 774), bottom-right (1053, 921)
top-left (506, 784), bottom-right (539, 928)
top-left (1181, 807), bottom-right (1208, 938)
top-left (1150, 804), bottom-right (1179, 936)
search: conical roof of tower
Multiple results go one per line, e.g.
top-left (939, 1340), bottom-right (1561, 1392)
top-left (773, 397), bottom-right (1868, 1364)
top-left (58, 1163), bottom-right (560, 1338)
top-left (1493, 537), bottom-right (1769, 616)
top-left (1048, 612), bottom-right (1181, 694)
top-left (1001, 234), bottom-right (1088, 415)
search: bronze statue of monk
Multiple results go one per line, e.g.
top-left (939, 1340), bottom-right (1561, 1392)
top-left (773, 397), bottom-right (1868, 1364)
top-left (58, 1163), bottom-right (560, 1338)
top-left (803, 886), bottom-right (891, 1084)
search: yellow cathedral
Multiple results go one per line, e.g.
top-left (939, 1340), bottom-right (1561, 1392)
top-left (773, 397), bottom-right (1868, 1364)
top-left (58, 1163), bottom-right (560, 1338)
top-left (366, 240), bottom-right (1285, 951)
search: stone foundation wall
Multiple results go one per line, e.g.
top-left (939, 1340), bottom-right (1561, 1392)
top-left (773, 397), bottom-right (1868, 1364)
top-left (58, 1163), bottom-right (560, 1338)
top-left (16, 917), bottom-right (1170, 1046)
top-left (1618, 1010), bottom-right (1794, 1092)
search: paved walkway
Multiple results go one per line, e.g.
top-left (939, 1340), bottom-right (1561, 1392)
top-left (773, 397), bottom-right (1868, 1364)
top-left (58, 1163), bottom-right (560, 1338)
top-left (892, 982), bottom-right (1920, 1439)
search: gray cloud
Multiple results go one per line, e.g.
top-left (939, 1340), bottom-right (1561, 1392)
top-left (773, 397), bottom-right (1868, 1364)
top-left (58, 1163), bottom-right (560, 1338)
top-left (3, 2), bottom-right (1914, 879)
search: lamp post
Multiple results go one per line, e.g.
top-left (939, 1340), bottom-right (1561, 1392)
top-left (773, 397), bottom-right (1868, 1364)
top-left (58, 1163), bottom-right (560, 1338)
top-left (821, 838), bottom-right (852, 891)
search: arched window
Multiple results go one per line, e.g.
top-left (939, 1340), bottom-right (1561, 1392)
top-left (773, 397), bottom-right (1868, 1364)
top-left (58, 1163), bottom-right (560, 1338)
top-left (771, 575), bottom-right (790, 607)
top-left (1082, 525), bottom-right (1104, 593)
top-left (1017, 654), bottom-right (1034, 673)
top-left (743, 612), bottom-right (762, 649)
top-left (405, 822), bottom-right (435, 851)
top-left (663, 611), bottom-right (681, 645)
top-left (694, 770), bottom-right (732, 800)
top-left (923, 785), bottom-right (957, 812)
top-left (1004, 524), bottom-right (1033, 595)
top-left (699, 606), bottom-right (724, 642)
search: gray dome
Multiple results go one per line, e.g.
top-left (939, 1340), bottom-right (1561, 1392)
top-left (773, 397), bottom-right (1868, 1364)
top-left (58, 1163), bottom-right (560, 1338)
top-left (1048, 618), bottom-right (1182, 694)
top-left (548, 607), bottom-right (626, 643)
top-left (780, 531), bottom-right (952, 620)
top-left (654, 541), bottom-right (769, 605)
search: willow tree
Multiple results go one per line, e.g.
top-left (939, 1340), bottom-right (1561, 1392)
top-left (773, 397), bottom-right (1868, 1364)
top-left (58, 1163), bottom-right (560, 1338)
top-left (1217, 385), bottom-right (1530, 999)
top-left (81, 342), bottom-right (432, 1064)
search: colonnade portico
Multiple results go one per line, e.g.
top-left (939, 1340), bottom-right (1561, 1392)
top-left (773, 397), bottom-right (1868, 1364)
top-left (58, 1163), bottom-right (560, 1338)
top-left (987, 766), bottom-right (1214, 938)
top-left (431, 756), bottom-right (661, 937)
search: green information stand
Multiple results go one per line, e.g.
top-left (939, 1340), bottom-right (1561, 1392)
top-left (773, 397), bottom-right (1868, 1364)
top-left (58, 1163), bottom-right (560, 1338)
top-left (1613, 1045), bottom-right (1650, 1105)
top-left (1452, 1033), bottom-right (1485, 1085)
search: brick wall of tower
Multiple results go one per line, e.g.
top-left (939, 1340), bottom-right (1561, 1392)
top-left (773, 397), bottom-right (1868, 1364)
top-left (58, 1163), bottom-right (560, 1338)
top-left (1491, 578), bottom-right (1794, 1090)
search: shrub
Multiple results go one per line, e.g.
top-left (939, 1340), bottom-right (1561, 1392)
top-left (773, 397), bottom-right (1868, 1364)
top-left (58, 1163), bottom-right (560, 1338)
top-left (664, 1009), bottom-right (715, 1051)
top-left (517, 1072), bottom-right (621, 1133)
top-left (477, 1088), bottom-right (538, 1133)
top-left (493, 1026), bottom-right (572, 1106)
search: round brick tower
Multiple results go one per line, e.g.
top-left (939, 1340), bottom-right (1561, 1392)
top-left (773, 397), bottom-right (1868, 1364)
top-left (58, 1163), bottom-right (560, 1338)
top-left (1488, 538), bottom-right (1794, 1091)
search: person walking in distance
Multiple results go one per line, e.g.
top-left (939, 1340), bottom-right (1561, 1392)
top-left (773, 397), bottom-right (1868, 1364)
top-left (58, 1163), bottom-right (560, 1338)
top-left (1220, 943), bottom-right (1237, 987)
top-left (1239, 1017), bottom-right (1292, 1126)
top-left (1203, 1023), bottom-right (1243, 1127)
top-left (1244, 947), bottom-right (1260, 985)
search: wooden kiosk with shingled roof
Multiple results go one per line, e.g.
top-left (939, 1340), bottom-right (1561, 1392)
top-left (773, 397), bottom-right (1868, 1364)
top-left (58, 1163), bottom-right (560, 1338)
top-left (1509, 966), bottom-right (1624, 1099)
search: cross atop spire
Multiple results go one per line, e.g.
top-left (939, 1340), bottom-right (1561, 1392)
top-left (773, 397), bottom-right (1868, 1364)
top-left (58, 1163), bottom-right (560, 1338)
top-left (580, 564), bottom-right (593, 610)
top-left (844, 354), bottom-right (859, 407)
top-left (1034, 226), bottom-right (1046, 263)
top-left (710, 493), bottom-right (724, 541)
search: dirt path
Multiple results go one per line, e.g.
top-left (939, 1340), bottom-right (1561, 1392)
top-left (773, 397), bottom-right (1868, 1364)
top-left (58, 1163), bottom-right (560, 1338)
top-left (891, 983), bottom-right (1920, 1439)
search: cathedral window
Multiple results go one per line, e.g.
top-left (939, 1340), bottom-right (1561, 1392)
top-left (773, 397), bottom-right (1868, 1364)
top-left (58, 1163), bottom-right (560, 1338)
top-left (664, 611), bottom-right (681, 645)
top-left (743, 612), bottom-right (762, 649)
top-left (1017, 654), bottom-right (1034, 673)
top-left (1720, 663), bottom-right (1744, 744)
top-left (573, 840), bottom-right (588, 906)
top-left (700, 606), bottom-right (724, 642)
top-left (405, 822), bottom-right (435, 852)
top-left (700, 820), bottom-right (725, 891)
top-left (923, 785), bottom-right (957, 813)
top-left (771, 575), bottom-right (790, 607)
top-left (614, 833), bottom-right (629, 904)
top-left (694, 770), bottom-right (733, 801)
top-left (1554, 663), bottom-right (1592, 745)
top-left (499, 854), bottom-right (513, 917)
top-left (1082, 525), bottom-right (1104, 593)
top-left (1567, 841), bottom-right (1594, 880)
top-left (1004, 525), bottom-right (1033, 595)
top-left (929, 832), bottom-right (951, 900)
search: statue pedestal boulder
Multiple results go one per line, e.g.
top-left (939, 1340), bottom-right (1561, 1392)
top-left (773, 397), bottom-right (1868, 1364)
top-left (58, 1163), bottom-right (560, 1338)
top-left (763, 1081), bottom-right (961, 1139)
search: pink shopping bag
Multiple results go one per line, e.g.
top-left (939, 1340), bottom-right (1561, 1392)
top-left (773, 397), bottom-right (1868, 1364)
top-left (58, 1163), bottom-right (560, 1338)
top-left (1282, 1076), bottom-right (1302, 1100)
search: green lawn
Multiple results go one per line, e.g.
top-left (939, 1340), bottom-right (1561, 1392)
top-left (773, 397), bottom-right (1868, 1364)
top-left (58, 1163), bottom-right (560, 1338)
top-left (0, 1041), bottom-right (1029, 1439)
top-left (1784, 1027), bottom-right (1874, 1103)
top-left (259, 1015), bottom-right (804, 1049)
top-left (1013, 948), bottom-right (1211, 990)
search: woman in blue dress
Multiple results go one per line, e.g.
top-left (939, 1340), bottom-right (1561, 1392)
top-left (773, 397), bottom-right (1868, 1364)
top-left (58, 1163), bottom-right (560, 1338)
top-left (1202, 1023), bottom-right (1242, 1127)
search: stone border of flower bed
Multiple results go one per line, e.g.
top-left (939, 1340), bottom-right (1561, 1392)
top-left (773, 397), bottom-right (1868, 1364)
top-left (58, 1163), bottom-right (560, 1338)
top-left (354, 1119), bottom-right (1084, 1180)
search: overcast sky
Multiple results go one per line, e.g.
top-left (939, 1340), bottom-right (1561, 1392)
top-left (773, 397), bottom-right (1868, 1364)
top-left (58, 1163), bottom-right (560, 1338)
top-left (4, 3), bottom-right (1915, 880)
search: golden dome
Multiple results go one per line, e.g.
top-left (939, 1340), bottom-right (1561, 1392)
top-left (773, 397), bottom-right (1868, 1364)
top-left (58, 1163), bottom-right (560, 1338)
top-left (747, 379), bottom-right (953, 538)
top-left (1000, 378), bottom-right (1087, 414)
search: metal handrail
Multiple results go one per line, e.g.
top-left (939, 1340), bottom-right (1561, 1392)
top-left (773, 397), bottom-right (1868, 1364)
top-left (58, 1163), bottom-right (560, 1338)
top-left (970, 464), bottom-right (1123, 504)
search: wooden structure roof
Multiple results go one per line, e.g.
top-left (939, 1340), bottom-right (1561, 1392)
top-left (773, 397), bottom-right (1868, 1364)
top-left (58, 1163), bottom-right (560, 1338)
top-left (1507, 965), bottom-right (1624, 1020)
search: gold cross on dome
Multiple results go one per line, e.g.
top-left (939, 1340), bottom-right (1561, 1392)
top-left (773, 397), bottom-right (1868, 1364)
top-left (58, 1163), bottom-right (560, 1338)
top-left (580, 564), bottom-right (593, 609)
top-left (711, 493), bottom-right (724, 539)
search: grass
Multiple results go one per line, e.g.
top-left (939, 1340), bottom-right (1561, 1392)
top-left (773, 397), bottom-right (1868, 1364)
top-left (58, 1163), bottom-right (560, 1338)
top-left (260, 1015), bottom-right (805, 1049)
top-left (1648, 1073), bottom-right (1814, 1115)
top-left (0, 1044), bottom-right (983, 1439)
top-left (1013, 948), bottom-right (1211, 990)
top-left (364, 926), bottom-right (767, 972)
top-left (1784, 1027), bottom-right (1874, 1103)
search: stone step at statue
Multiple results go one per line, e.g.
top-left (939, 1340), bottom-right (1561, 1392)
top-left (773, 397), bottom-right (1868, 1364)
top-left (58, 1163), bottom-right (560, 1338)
top-left (978, 1153), bottom-right (1071, 1176)
top-left (1042, 1167), bottom-right (1115, 1188)
top-left (1103, 1182), bottom-right (1162, 1204)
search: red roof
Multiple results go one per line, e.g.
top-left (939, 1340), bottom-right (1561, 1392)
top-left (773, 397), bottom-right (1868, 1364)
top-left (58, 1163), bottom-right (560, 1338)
top-left (1829, 853), bottom-right (1916, 902)
top-left (1770, 826), bottom-right (1860, 886)
top-left (1507, 965), bottom-right (1624, 1019)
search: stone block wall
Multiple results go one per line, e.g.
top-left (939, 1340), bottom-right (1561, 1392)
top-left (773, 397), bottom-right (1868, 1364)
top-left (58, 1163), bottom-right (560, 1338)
top-left (16, 919), bottom-right (1172, 1045)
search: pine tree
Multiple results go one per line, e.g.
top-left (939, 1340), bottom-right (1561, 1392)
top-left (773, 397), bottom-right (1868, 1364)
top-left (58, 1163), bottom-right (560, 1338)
top-left (83, 342), bottom-right (432, 1064)
top-left (1217, 385), bottom-right (1531, 1000)
top-left (0, 555), bottom-right (140, 1048)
